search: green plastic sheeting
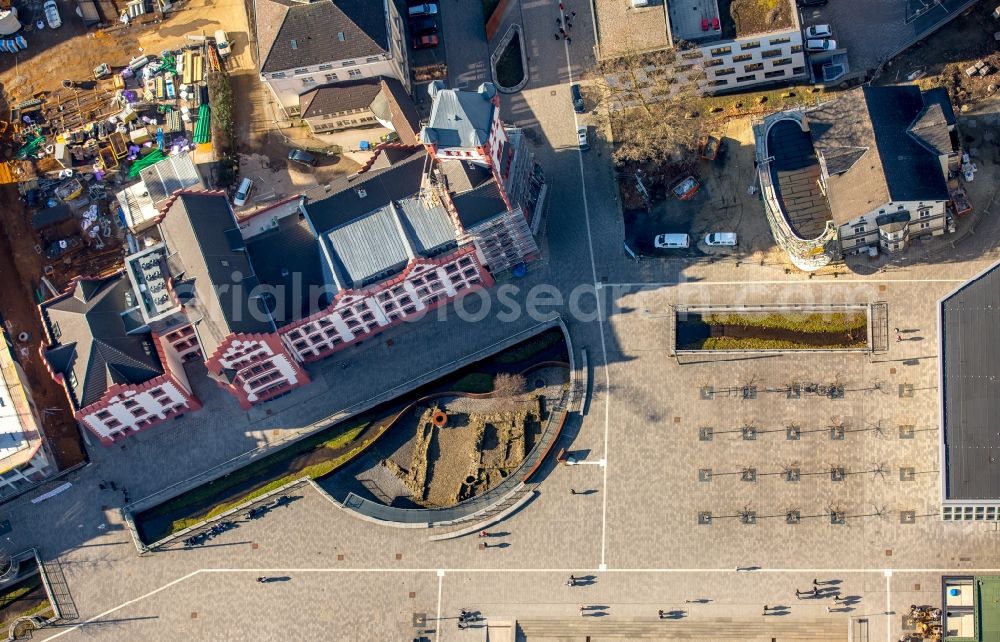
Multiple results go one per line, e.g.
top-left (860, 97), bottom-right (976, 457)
top-left (160, 54), bottom-right (176, 74)
top-left (127, 149), bottom-right (167, 178)
top-left (16, 133), bottom-right (44, 160)
top-left (193, 104), bottom-right (211, 144)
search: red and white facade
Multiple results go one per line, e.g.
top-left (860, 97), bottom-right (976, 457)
top-left (280, 247), bottom-right (492, 363)
top-left (203, 333), bottom-right (310, 409)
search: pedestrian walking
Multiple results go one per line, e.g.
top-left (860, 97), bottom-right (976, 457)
top-left (480, 530), bottom-right (488, 538)
top-left (826, 606), bottom-right (833, 612)
top-left (811, 587), bottom-right (819, 596)
top-left (98, 482), bottom-right (106, 490)
top-left (812, 578), bottom-right (819, 585)
top-left (566, 20), bottom-right (572, 29)
top-left (556, 16), bottom-right (561, 24)
top-left (559, 2), bottom-right (565, 10)
top-left (571, 10), bottom-right (577, 16)
top-left (897, 334), bottom-right (902, 342)
top-left (658, 609), bottom-right (665, 619)
top-left (554, 33), bottom-right (561, 39)
top-left (762, 605), bottom-right (770, 615)
top-left (559, 27), bottom-right (565, 34)
top-left (566, 36), bottom-right (572, 43)
top-left (580, 605), bottom-right (587, 616)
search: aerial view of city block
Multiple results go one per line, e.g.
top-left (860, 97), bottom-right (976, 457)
top-left (0, 0), bottom-right (997, 639)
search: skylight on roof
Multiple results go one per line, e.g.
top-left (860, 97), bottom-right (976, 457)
top-left (337, 32), bottom-right (345, 41)
top-left (291, 39), bottom-right (298, 49)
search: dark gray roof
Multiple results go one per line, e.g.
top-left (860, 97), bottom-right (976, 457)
top-left (300, 78), bottom-right (382, 119)
top-left (140, 153), bottom-right (202, 206)
top-left (245, 214), bottom-right (328, 328)
top-left (451, 177), bottom-right (507, 229)
top-left (766, 118), bottom-right (834, 238)
top-left (804, 86), bottom-right (952, 224)
top-left (420, 82), bottom-right (498, 149)
top-left (941, 261), bottom-right (1000, 500)
top-left (158, 193), bottom-right (274, 358)
top-left (41, 274), bottom-right (163, 408)
top-left (437, 159), bottom-right (493, 195)
top-left (256, 0), bottom-right (388, 74)
top-left (304, 147), bottom-right (427, 233)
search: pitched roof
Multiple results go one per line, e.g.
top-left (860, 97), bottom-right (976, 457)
top-left (304, 147), bottom-right (427, 233)
top-left (804, 85), bottom-right (952, 224)
top-left (940, 261), bottom-right (1000, 500)
top-left (244, 214), bottom-right (329, 327)
top-left (140, 152), bottom-right (203, 206)
top-left (420, 82), bottom-right (498, 149)
top-left (377, 77), bottom-right (421, 145)
top-left (323, 204), bottom-right (414, 287)
top-left (256, 0), bottom-right (388, 74)
top-left (41, 274), bottom-right (163, 408)
top-left (157, 192), bottom-right (274, 358)
top-left (451, 177), bottom-right (507, 229)
top-left (766, 118), bottom-right (834, 239)
top-left (300, 78), bottom-right (383, 119)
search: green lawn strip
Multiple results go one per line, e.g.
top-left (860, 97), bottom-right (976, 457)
top-left (694, 337), bottom-right (868, 350)
top-left (452, 373), bottom-right (494, 393)
top-left (700, 312), bottom-right (867, 334)
top-left (493, 329), bottom-right (564, 364)
top-left (0, 601), bottom-right (52, 631)
top-left (167, 424), bottom-right (368, 534)
top-left (0, 585), bottom-right (33, 611)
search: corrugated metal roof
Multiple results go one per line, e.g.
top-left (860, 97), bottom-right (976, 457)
top-left (323, 204), bottom-right (412, 287)
top-left (141, 153), bottom-right (203, 206)
top-left (942, 262), bottom-right (1000, 500)
top-left (396, 194), bottom-right (456, 255)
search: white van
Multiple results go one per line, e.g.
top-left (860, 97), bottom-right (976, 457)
top-left (215, 30), bottom-right (231, 58)
top-left (654, 233), bottom-right (690, 249)
top-left (233, 178), bottom-right (253, 207)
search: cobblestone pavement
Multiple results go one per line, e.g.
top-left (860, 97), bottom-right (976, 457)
top-left (15, 0), bottom-right (1000, 641)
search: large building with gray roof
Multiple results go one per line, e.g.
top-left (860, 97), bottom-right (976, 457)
top-left (940, 260), bottom-right (1000, 521)
top-left (755, 85), bottom-right (961, 271)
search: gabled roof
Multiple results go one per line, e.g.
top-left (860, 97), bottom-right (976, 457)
top-left (304, 147), bottom-right (427, 233)
top-left (420, 82), bottom-right (498, 149)
top-left (804, 85), bottom-right (952, 223)
top-left (140, 152), bottom-right (203, 205)
top-left (41, 274), bottom-right (163, 409)
top-left (451, 177), bottom-right (507, 229)
top-left (157, 192), bottom-right (274, 358)
top-left (256, 0), bottom-right (388, 74)
top-left (300, 78), bottom-right (383, 119)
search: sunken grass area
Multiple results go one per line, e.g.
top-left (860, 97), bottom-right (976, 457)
top-left (134, 327), bottom-right (569, 544)
top-left (495, 32), bottom-right (525, 89)
top-left (0, 570), bottom-right (53, 634)
top-left (677, 310), bottom-right (868, 350)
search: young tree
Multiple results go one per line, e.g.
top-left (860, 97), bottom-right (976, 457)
top-left (489, 373), bottom-right (527, 413)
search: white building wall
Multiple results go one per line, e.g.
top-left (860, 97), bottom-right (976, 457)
top-left (837, 199), bottom-right (948, 254)
top-left (81, 380), bottom-right (191, 441)
top-left (684, 29), bottom-right (807, 92)
top-left (265, 57), bottom-right (401, 117)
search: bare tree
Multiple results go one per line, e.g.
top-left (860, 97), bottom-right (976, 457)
top-left (593, 47), bottom-right (706, 168)
top-left (489, 373), bottom-right (527, 413)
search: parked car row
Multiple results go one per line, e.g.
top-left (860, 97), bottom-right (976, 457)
top-left (653, 233), bottom-right (738, 249)
top-left (408, 1), bottom-right (439, 49)
top-left (804, 23), bottom-right (836, 52)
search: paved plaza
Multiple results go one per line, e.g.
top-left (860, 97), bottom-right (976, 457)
top-left (8, 0), bottom-right (1000, 640)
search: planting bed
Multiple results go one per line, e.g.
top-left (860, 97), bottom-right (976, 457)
top-left (676, 309), bottom-right (868, 351)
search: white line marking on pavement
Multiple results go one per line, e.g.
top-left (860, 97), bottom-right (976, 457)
top-left (884, 569), bottom-right (892, 642)
top-left (45, 570), bottom-right (204, 640)
top-left (561, 12), bottom-right (612, 571)
top-left (598, 279), bottom-right (967, 288)
top-left (436, 571), bottom-right (444, 642)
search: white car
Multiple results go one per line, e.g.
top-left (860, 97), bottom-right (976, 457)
top-left (44, 0), bottom-right (62, 28)
top-left (408, 3), bottom-right (438, 17)
top-left (577, 126), bottom-right (589, 151)
top-left (233, 177), bottom-right (253, 207)
top-left (654, 233), bottom-right (690, 249)
top-left (806, 38), bottom-right (837, 52)
top-left (704, 232), bottom-right (738, 246)
top-left (805, 24), bottom-right (832, 39)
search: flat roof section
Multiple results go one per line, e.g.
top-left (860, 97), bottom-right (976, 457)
top-left (668, 0), bottom-right (722, 43)
top-left (941, 262), bottom-right (1000, 501)
top-left (766, 118), bottom-right (833, 240)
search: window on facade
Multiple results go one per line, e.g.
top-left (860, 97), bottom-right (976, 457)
top-left (792, 66), bottom-right (806, 75)
top-left (732, 53), bottom-right (753, 62)
top-left (294, 68), bottom-right (309, 75)
top-left (743, 63), bottom-right (763, 72)
top-left (715, 67), bottom-right (736, 77)
top-left (735, 75), bottom-right (755, 83)
top-left (764, 70), bottom-right (786, 79)
top-left (342, 60), bottom-right (356, 66)
top-left (710, 46), bottom-right (732, 56)
top-left (96, 410), bottom-right (111, 420)
top-left (703, 58), bottom-right (724, 68)
top-left (790, 45), bottom-right (802, 53)
top-left (324, 73), bottom-right (338, 82)
top-left (853, 225), bottom-right (866, 235)
top-left (271, 72), bottom-right (286, 79)
top-left (366, 56), bottom-right (380, 63)
top-left (681, 50), bottom-right (703, 60)
top-left (67, 371), bottom-right (78, 389)
top-left (123, 399), bottom-right (138, 409)
top-left (769, 36), bottom-right (791, 45)
top-left (772, 58), bottom-right (793, 67)
top-left (740, 41), bottom-right (760, 50)
top-left (920, 222), bottom-right (931, 229)
top-left (760, 49), bottom-right (782, 59)
top-left (318, 64), bottom-right (333, 71)
top-left (919, 209), bottom-right (931, 218)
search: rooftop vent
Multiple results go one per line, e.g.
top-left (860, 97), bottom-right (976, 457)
top-left (290, 39), bottom-right (298, 49)
top-left (337, 32), bottom-right (345, 41)
top-left (356, 188), bottom-right (367, 198)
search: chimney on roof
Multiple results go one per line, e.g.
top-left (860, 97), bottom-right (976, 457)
top-left (427, 80), bottom-right (445, 101)
top-left (477, 82), bottom-right (497, 100)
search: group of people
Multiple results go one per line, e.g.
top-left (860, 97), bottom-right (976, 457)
top-left (554, 5), bottom-right (578, 43)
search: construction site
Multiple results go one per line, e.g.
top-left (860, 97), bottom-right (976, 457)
top-left (0, 0), bottom-right (243, 473)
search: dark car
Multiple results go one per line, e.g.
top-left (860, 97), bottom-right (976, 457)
top-left (796, 0), bottom-right (828, 6)
top-left (412, 33), bottom-right (439, 49)
top-left (287, 149), bottom-right (317, 166)
top-left (570, 83), bottom-right (585, 113)
top-left (410, 16), bottom-right (438, 34)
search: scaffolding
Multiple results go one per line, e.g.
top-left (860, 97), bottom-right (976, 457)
top-left (468, 207), bottom-right (538, 274)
